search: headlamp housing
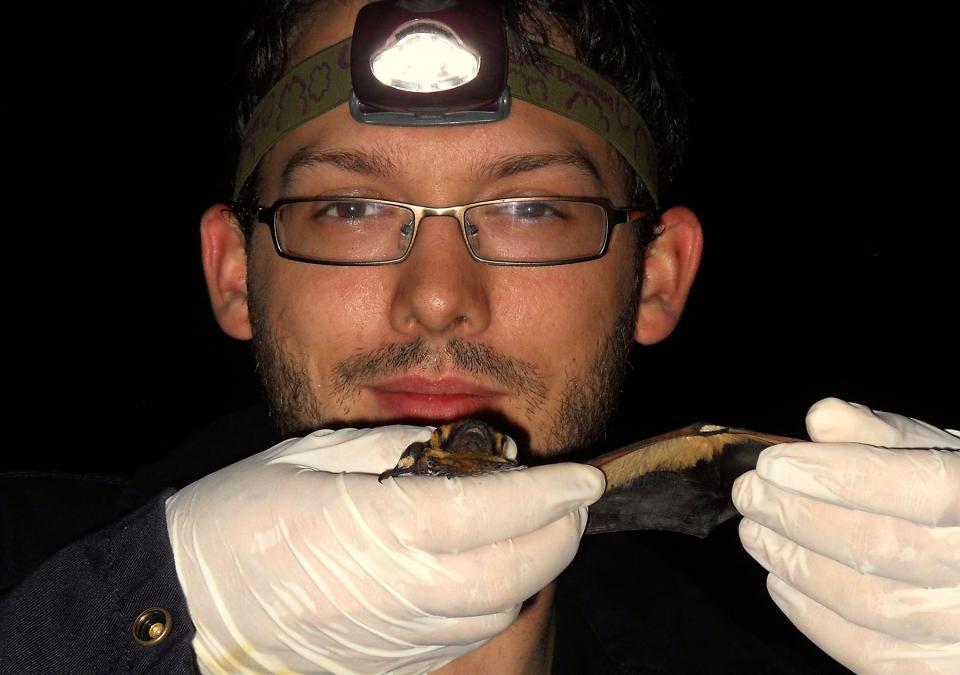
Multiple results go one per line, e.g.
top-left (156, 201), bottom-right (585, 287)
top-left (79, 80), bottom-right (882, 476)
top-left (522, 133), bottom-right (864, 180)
top-left (349, 0), bottom-right (509, 125)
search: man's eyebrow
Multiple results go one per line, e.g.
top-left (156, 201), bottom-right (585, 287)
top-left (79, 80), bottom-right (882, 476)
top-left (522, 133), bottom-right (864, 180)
top-left (477, 151), bottom-right (602, 182)
top-left (280, 147), bottom-right (603, 193)
top-left (281, 147), bottom-right (401, 192)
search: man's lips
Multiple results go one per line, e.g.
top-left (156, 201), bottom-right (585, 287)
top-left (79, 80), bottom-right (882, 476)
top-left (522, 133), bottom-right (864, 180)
top-left (366, 376), bottom-right (505, 421)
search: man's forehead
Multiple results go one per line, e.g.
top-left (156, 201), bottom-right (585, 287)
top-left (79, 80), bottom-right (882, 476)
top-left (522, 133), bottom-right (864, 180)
top-left (279, 143), bottom-right (602, 188)
top-left (262, 102), bottom-right (622, 198)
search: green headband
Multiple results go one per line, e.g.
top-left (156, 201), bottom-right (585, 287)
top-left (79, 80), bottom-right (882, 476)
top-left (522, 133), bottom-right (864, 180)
top-left (235, 38), bottom-right (658, 206)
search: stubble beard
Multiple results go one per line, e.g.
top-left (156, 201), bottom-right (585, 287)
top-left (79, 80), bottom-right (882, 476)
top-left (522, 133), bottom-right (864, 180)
top-left (248, 270), bottom-right (640, 456)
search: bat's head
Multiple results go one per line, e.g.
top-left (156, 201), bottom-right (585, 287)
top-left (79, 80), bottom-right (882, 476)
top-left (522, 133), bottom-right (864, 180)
top-left (439, 419), bottom-right (510, 458)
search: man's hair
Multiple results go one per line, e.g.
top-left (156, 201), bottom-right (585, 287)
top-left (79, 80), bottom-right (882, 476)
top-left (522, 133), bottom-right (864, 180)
top-left (231, 0), bottom-right (688, 232)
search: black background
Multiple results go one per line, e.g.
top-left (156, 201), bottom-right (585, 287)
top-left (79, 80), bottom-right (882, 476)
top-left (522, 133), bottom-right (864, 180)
top-left (6, 2), bottom-right (955, 476)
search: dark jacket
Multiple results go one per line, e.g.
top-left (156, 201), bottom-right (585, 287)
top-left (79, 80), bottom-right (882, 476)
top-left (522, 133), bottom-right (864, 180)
top-left (2, 407), bottom-right (849, 674)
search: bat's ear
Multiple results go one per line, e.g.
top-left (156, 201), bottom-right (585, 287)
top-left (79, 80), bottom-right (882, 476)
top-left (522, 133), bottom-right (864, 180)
top-left (634, 206), bottom-right (703, 345)
top-left (201, 203), bottom-right (253, 341)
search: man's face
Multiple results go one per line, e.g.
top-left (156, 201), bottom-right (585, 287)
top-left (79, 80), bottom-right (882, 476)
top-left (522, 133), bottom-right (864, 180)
top-left (208, 3), bottom-right (699, 457)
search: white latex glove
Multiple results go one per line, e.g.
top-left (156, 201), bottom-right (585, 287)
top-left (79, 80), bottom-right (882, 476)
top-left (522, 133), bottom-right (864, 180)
top-left (165, 425), bottom-right (604, 674)
top-left (733, 398), bottom-right (960, 674)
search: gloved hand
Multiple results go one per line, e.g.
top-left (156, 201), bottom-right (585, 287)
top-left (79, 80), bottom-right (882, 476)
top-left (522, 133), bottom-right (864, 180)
top-left (165, 425), bottom-right (604, 674)
top-left (733, 398), bottom-right (959, 673)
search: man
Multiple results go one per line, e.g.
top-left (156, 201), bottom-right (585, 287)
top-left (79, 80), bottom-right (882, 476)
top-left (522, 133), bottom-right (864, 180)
top-left (2, 0), bottom-right (956, 673)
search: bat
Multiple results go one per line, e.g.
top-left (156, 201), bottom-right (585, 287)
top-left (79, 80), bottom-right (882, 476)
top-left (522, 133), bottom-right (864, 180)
top-left (380, 420), bottom-right (801, 538)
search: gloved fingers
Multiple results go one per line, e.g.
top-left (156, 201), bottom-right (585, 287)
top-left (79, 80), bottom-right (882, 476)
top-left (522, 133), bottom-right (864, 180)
top-left (407, 508), bottom-right (587, 617)
top-left (262, 521), bottom-right (525, 646)
top-left (397, 608), bottom-right (519, 647)
top-left (752, 441), bottom-right (960, 527)
top-left (369, 463), bottom-right (604, 551)
top-left (320, 508), bottom-right (586, 620)
top-left (262, 425), bottom-right (436, 474)
top-left (197, 600), bottom-right (501, 675)
top-left (296, 479), bottom-right (587, 617)
top-left (333, 511), bottom-right (582, 618)
top-left (739, 519), bottom-right (960, 644)
top-left (806, 398), bottom-right (960, 450)
top-left (764, 573), bottom-right (960, 675)
top-left (284, 601), bottom-right (515, 655)
top-left (733, 472), bottom-right (960, 587)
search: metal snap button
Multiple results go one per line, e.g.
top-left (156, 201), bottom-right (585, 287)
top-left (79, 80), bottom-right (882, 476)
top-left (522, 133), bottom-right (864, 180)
top-left (132, 607), bottom-right (172, 646)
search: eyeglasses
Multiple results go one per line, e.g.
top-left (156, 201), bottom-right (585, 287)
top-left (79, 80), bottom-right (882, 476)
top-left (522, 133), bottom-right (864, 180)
top-left (244, 196), bottom-right (657, 266)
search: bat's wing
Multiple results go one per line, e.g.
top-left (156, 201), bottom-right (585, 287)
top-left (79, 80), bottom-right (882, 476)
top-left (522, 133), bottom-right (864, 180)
top-left (585, 423), bottom-right (799, 538)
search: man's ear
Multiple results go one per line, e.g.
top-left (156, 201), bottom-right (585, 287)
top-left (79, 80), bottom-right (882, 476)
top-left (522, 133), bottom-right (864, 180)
top-left (200, 203), bottom-right (253, 340)
top-left (634, 205), bottom-right (703, 345)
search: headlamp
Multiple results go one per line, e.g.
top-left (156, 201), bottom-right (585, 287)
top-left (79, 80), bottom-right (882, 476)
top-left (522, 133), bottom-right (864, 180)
top-left (369, 23), bottom-right (479, 92)
top-left (349, 0), bottom-right (508, 125)
top-left (235, 0), bottom-right (659, 207)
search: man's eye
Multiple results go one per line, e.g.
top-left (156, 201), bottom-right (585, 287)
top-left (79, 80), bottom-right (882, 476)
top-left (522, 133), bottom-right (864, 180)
top-left (317, 202), bottom-right (380, 219)
top-left (505, 202), bottom-right (559, 219)
top-left (469, 201), bottom-right (570, 234)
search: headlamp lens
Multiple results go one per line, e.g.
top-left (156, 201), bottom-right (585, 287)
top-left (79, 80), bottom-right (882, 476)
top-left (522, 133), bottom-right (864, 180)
top-left (371, 22), bottom-right (480, 92)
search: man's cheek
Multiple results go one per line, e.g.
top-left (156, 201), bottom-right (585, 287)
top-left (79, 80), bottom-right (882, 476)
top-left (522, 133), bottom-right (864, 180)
top-left (273, 270), bottom-right (370, 336)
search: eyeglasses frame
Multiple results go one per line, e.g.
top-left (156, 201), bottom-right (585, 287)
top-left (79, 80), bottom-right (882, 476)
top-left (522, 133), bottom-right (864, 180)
top-left (238, 195), bottom-right (659, 267)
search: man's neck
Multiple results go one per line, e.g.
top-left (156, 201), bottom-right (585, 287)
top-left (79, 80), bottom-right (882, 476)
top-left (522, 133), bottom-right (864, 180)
top-left (433, 581), bottom-right (557, 674)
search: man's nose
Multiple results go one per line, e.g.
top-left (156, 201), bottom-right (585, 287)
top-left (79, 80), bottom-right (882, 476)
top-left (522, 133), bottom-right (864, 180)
top-left (388, 215), bottom-right (491, 338)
